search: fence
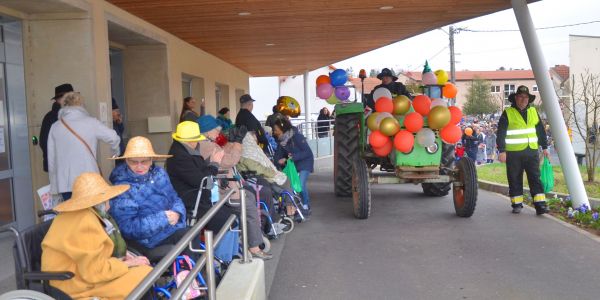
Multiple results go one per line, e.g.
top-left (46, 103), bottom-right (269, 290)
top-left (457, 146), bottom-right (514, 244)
top-left (297, 120), bottom-right (335, 158)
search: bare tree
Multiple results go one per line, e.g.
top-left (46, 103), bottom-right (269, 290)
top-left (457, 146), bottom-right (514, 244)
top-left (564, 71), bottom-right (600, 182)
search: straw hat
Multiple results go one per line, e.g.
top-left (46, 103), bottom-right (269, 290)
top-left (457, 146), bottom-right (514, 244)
top-left (172, 121), bottom-right (206, 142)
top-left (109, 136), bottom-right (172, 160)
top-left (54, 173), bottom-right (129, 212)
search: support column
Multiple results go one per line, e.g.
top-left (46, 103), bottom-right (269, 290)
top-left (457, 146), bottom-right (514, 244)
top-left (303, 71), bottom-right (311, 136)
top-left (512, 0), bottom-right (590, 208)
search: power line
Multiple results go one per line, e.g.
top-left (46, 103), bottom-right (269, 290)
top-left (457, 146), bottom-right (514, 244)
top-left (460, 20), bottom-right (600, 33)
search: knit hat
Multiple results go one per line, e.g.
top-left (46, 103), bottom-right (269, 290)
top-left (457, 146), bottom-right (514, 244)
top-left (54, 173), bottom-right (129, 212)
top-left (197, 115), bottom-right (221, 133)
top-left (109, 136), bottom-right (172, 160)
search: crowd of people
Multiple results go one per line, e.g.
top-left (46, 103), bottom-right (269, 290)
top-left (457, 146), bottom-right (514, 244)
top-left (37, 84), bottom-right (315, 299)
top-left (455, 122), bottom-right (499, 165)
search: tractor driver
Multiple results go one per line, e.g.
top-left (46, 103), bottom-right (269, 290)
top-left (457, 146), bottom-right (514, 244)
top-left (367, 68), bottom-right (411, 110)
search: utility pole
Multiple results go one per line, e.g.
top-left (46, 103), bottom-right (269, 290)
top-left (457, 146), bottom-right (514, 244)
top-left (449, 26), bottom-right (456, 85)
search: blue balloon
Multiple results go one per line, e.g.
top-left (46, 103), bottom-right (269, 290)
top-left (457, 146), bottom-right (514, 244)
top-left (329, 69), bottom-right (348, 86)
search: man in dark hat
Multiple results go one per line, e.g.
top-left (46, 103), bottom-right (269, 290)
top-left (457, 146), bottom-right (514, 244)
top-left (367, 68), bottom-right (411, 110)
top-left (496, 85), bottom-right (549, 215)
top-left (235, 94), bottom-right (269, 151)
top-left (39, 83), bottom-right (73, 172)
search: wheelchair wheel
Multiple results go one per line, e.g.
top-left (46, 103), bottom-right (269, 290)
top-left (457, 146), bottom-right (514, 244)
top-left (0, 290), bottom-right (56, 300)
top-left (277, 216), bottom-right (294, 234)
top-left (259, 235), bottom-right (271, 253)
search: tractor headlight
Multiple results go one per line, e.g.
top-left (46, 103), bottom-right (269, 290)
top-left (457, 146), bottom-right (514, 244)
top-left (426, 143), bottom-right (439, 154)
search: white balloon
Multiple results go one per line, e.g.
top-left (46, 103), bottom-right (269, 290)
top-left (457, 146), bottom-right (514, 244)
top-left (431, 98), bottom-right (447, 108)
top-left (374, 112), bottom-right (394, 126)
top-left (373, 87), bottom-right (392, 101)
top-left (416, 128), bottom-right (436, 147)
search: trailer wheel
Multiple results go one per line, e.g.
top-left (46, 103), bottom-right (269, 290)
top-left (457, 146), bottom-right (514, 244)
top-left (422, 143), bottom-right (455, 196)
top-left (334, 113), bottom-right (360, 197)
top-left (453, 157), bottom-right (478, 217)
top-left (352, 157), bottom-right (371, 219)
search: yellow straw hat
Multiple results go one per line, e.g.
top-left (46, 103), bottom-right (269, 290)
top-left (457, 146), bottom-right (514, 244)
top-left (109, 136), bottom-right (172, 160)
top-left (54, 173), bottom-right (129, 212)
top-left (172, 121), bottom-right (206, 142)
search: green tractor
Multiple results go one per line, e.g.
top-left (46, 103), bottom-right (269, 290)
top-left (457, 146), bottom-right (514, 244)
top-left (333, 87), bottom-right (478, 219)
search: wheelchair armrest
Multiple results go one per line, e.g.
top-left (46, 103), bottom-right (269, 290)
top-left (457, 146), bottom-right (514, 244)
top-left (23, 271), bottom-right (74, 281)
top-left (37, 210), bottom-right (57, 218)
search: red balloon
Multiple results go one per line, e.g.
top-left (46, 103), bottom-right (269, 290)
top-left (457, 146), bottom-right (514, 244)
top-left (443, 82), bottom-right (458, 99)
top-left (316, 75), bottom-right (331, 85)
top-left (372, 140), bottom-right (393, 157)
top-left (375, 97), bottom-right (394, 113)
top-left (440, 124), bottom-right (462, 144)
top-left (448, 106), bottom-right (462, 125)
top-left (403, 112), bottom-right (424, 133)
top-left (412, 95), bottom-right (431, 116)
top-left (369, 130), bottom-right (389, 148)
top-left (394, 130), bottom-right (414, 153)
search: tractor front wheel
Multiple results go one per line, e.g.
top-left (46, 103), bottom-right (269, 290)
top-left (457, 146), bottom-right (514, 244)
top-left (422, 143), bottom-right (455, 196)
top-left (453, 157), bottom-right (478, 217)
top-left (352, 157), bottom-right (371, 219)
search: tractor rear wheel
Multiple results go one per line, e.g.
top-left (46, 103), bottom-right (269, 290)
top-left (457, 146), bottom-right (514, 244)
top-left (334, 113), bottom-right (360, 197)
top-left (422, 143), bottom-right (455, 196)
top-left (453, 157), bottom-right (478, 217)
top-left (352, 157), bottom-right (371, 219)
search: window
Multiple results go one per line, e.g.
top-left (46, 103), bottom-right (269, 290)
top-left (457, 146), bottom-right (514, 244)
top-left (491, 85), bottom-right (500, 93)
top-left (504, 84), bottom-right (515, 100)
top-left (182, 77), bottom-right (192, 98)
top-left (532, 85), bottom-right (538, 92)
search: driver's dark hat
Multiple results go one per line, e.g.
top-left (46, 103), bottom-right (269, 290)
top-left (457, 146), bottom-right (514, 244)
top-left (51, 83), bottom-right (74, 100)
top-left (377, 68), bottom-right (398, 81)
top-left (508, 85), bottom-right (535, 103)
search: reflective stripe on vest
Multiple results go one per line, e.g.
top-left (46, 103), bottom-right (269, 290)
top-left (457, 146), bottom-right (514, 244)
top-left (505, 107), bottom-right (539, 151)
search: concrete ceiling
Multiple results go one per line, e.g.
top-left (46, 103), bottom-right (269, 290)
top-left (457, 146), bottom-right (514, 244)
top-left (107, 0), bottom-right (539, 76)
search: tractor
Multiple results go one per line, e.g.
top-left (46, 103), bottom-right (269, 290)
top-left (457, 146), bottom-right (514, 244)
top-left (333, 84), bottom-right (478, 219)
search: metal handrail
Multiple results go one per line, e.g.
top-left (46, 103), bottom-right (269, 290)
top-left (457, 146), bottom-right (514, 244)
top-left (297, 119), bottom-right (334, 140)
top-left (127, 187), bottom-right (241, 299)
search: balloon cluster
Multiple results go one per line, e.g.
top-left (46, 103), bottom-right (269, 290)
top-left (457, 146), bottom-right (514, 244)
top-left (316, 69), bottom-right (350, 105)
top-left (367, 61), bottom-right (463, 157)
top-left (276, 96), bottom-right (301, 118)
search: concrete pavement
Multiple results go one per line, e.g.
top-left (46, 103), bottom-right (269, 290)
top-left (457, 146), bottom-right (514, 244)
top-left (269, 161), bottom-right (600, 300)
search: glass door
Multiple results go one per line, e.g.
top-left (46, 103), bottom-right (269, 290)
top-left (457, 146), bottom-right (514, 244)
top-left (0, 63), bottom-right (13, 225)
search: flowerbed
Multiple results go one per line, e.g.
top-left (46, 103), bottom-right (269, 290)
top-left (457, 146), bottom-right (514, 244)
top-left (524, 196), bottom-right (600, 236)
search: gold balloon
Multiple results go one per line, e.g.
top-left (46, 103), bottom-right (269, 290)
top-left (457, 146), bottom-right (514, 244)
top-left (366, 113), bottom-right (380, 132)
top-left (393, 95), bottom-right (411, 115)
top-left (277, 96), bottom-right (301, 118)
top-left (428, 106), bottom-right (451, 130)
top-left (379, 117), bottom-right (400, 136)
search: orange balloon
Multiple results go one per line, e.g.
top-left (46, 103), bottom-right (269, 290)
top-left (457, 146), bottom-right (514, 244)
top-left (443, 83), bottom-right (458, 98)
top-left (412, 95), bottom-right (432, 116)
top-left (316, 75), bottom-right (331, 85)
top-left (464, 127), bottom-right (473, 136)
top-left (440, 124), bottom-right (462, 144)
top-left (448, 106), bottom-right (463, 125)
top-left (375, 97), bottom-right (394, 113)
top-left (369, 130), bottom-right (389, 148)
top-left (394, 130), bottom-right (414, 153)
top-left (372, 140), bottom-right (393, 157)
top-left (403, 112), bottom-right (424, 133)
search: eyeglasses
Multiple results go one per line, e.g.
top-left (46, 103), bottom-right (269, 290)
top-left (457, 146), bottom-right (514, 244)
top-left (126, 158), bottom-right (152, 166)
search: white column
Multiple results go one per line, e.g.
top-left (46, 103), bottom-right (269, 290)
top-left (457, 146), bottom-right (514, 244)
top-left (303, 71), bottom-right (311, 136)
top-left (512, 0), bottom-right (590, 208)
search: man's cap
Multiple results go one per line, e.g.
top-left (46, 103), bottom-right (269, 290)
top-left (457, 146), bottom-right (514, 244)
top-left (508, 85), bottom-right (535, 103)
top-left (52, 83), bottom-right (74, 100)
top-left (377, 68), bottom-right (398, 81)
top-left (239, 94), bottom-right (256, 104)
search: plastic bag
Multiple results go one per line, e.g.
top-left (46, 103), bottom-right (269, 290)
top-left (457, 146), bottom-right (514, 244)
top-left (540, 157), bottom-right (554, 193)
top-left (283, 159), bottom-right (303, 193)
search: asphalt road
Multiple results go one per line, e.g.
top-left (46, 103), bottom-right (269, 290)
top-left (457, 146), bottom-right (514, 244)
top-left (269, 164), bottom-right (600, 300)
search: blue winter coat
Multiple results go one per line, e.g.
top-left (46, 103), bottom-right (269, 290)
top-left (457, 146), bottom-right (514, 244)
top-left (109, 163), bottom-right (187, 249)
top-left (274, 127), bottom-right (314, 173)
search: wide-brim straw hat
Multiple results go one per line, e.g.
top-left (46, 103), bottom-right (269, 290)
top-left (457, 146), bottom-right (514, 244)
top-left (54, 173), bottom-right (129, 212)
top-left (172, 121), bottom-right (206, 142)
top-left (109, 136), bottom-right (172, 160)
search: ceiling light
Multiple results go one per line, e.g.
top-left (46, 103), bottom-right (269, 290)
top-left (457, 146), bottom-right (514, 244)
top-left (238, 12), bottom-right (251, 16)
top-left (379, 6), bottom-right (394, 10)
top-left (265, 43), bottom-right (275, 46)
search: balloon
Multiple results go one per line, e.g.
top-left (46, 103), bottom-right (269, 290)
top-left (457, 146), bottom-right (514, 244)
top-left (434, 69), bottom-right (448, 85)
top-left (393, 95), bottom-right (411, 115)
top-left (422, 72), bottom-right (438, 85)
top-left (428, 106), bottom-right (451, 130)
top-left (316, 75), bottom-right (331, 85)
top-left (366, 113), bottom-right (380, 132)
top-left (326, 94), bottom-right (340, 105)
top-left (431, 98), bottom-right (447, 108)
top-left (412, 95), bottom-right (432, 116)
top-left (369, 130), bottom-right (389, 148)
top-left (394, 130), bottom-right (414, 153)
top-left (448, 106), bottom-right (463, 125)
top-left (373, 87), bottom-right (392, 101)
top-left (375, 97), bottom-right (394, 113)
top-left (316, 83), bottom-right (334, 99)
top-left (372, 139), bottom-right (393, 157)
top-left (329, 69), bottom-right (348, 86)
top-left (334, 86), bottom-right (350, 101)
top-left (443, 82), bottom-right (458, 98)
top-left (464, 127), bottom-right (473, 136)
top-left (375, 112), bottom-right (393, 126)
top-left (276, 96), bottom-right (301, 117)
top-left (430, 86), bottom-right (442, 99)
top-left (416, 128), bottom-right (436, 147)
top-left (440, 124), bottom-right (462, 144)
top-left (403, 112), bottom-right (424, 133)
top-left (379, 117), bottom-right (400, 136)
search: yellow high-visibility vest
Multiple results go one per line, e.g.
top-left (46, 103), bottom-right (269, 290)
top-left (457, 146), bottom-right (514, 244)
top-left (505, 107), bottom-right (539, 151)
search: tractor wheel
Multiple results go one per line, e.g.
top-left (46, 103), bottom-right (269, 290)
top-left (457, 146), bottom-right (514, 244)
top-left (334, 113), bottom-right (360, 197)
top-left (422, 143), bottom-right (455, 196)
top-left (352, 157), bottom-right (371, 219)
top-left (453, 157), bottom-right (478, 217)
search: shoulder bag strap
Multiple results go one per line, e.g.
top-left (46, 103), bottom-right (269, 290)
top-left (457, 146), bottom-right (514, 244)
top-left (60, 118), bottom-right (103, 175)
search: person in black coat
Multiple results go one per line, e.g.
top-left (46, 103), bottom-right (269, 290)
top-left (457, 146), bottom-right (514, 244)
top-left (366, 68), bottom-right (411, 110)
top-left (39, 83), bottom-right (73, 172)
top-left (235, 94), bottom-right (269, 151)
top-left (316, 107), bottom-right (333, 138)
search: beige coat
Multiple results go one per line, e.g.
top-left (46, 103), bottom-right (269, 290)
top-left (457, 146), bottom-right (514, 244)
top-left (41, 208), bottom-right (152, 299)
top-left (199, 140), bottom-right (242, 199)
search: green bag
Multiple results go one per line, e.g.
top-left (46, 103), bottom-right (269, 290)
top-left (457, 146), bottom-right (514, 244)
top-left (540, 157), bottom-right (554, 193)
top-left (283, 159), bottom-right (303, 193)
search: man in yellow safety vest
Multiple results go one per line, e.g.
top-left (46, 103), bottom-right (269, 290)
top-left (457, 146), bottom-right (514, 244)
top-left (497, 85), bottom-right (549, 215)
